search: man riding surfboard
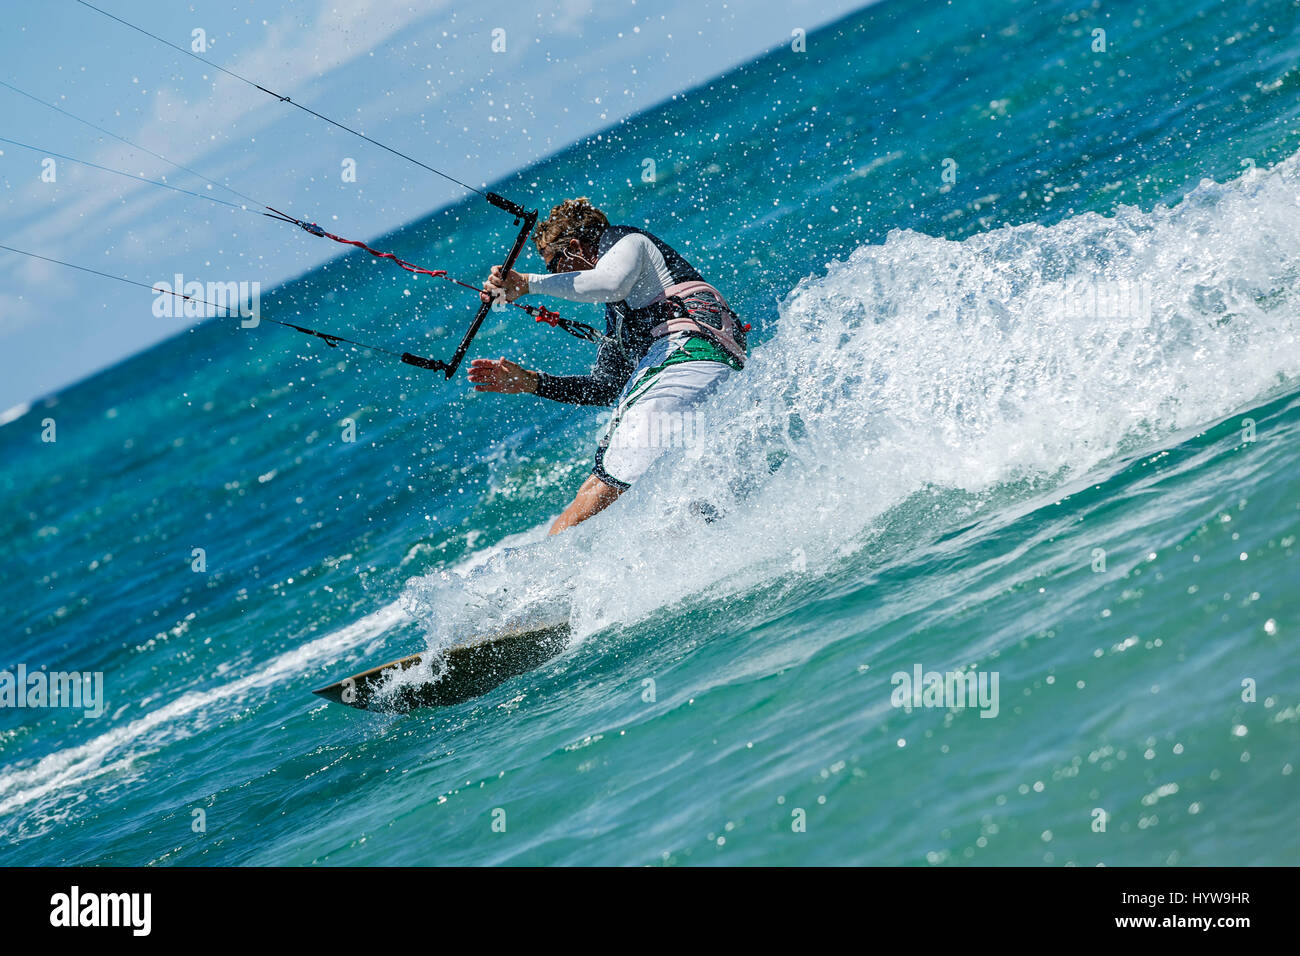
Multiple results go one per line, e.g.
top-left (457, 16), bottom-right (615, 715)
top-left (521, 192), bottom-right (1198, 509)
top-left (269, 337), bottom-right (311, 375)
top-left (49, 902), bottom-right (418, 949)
top-left (472, 198), bottom-right (748, 534)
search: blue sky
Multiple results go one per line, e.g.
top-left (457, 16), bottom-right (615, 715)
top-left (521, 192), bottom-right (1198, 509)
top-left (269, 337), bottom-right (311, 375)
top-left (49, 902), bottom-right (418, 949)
top-left (0, 0), bottom-right (872, 411)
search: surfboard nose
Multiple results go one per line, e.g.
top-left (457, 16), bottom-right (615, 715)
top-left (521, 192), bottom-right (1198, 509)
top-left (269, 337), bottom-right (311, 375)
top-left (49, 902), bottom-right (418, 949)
top-left (311, 682), bottom-right (346, 704)
top-left (311, 675), bottom-right (378, 709)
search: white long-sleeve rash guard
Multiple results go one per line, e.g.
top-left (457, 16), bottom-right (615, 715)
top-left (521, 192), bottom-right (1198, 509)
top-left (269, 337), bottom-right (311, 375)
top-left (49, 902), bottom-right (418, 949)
top-left (525, 231), bottom-right (675, 308)
top-left (524, 227), bottom-right (709, 406)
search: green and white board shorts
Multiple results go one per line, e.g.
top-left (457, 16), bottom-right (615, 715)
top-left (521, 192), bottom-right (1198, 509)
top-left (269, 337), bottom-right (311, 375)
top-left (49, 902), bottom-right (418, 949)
top-left (593, 333), bottom-right (741, 490)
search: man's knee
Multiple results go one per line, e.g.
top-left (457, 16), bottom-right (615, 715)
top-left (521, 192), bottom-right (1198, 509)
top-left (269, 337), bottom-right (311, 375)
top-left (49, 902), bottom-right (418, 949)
top-left (574, 474), bottom-right (623, 513)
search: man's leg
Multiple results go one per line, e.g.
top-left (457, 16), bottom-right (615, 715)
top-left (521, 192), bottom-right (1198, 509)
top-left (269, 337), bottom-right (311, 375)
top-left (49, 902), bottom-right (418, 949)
top-left (549, 353), bottom-right (734, 535)
top-left (548, 474), bottom-right (624, 535)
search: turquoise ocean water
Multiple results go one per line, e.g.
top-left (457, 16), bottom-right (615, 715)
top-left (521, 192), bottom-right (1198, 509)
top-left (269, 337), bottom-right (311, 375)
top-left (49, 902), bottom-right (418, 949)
top-left (2, 0), bottom-right (1299, 865)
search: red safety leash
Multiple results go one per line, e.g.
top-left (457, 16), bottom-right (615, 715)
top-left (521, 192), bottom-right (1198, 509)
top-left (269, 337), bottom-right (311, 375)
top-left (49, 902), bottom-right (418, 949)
top-left (266, 207), bottom-right (448, 279)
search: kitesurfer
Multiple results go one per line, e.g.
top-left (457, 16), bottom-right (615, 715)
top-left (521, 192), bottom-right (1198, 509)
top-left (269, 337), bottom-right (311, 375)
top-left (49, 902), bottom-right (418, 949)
top-left (472, 198), bottom-right (747, 534)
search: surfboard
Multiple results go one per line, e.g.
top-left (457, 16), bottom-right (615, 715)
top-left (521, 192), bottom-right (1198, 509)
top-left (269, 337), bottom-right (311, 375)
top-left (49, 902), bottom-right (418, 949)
top-left (312, 622), bottom-right (571, 712)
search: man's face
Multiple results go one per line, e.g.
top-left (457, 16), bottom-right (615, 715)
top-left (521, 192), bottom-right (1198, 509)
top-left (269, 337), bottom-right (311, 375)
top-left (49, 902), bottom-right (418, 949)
top-left (539, 238), bottom-right (567, 273)
top-left (537, 236), bottom-right (591, 273)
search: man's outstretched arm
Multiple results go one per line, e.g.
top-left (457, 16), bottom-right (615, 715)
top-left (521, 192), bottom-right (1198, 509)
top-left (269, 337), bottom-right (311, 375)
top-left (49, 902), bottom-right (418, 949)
top-left (468, 337), bottom-right (632, 407)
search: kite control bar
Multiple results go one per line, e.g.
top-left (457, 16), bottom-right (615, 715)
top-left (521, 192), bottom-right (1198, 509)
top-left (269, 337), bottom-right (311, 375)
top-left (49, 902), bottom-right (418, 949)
top-left (407, 196), bottom-right (539, 378)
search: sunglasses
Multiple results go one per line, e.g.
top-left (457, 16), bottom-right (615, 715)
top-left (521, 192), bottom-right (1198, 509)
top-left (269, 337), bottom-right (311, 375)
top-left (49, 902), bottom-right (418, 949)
top-left (543, 236), bottom-right (577, 273)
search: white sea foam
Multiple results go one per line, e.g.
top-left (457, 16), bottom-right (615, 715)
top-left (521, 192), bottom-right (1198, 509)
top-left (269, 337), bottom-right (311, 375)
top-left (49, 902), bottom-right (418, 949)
top-left (0, 401), bottom-right (31, 428)
top-left (406, 151), bottom-right (1300, 641)
top-left (0, 600), bottom-right (409, 831)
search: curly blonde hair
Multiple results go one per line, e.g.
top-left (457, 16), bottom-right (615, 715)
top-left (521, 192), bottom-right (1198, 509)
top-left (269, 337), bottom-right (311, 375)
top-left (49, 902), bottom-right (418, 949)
top-left (533, 197), bottom-right (609, 252)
